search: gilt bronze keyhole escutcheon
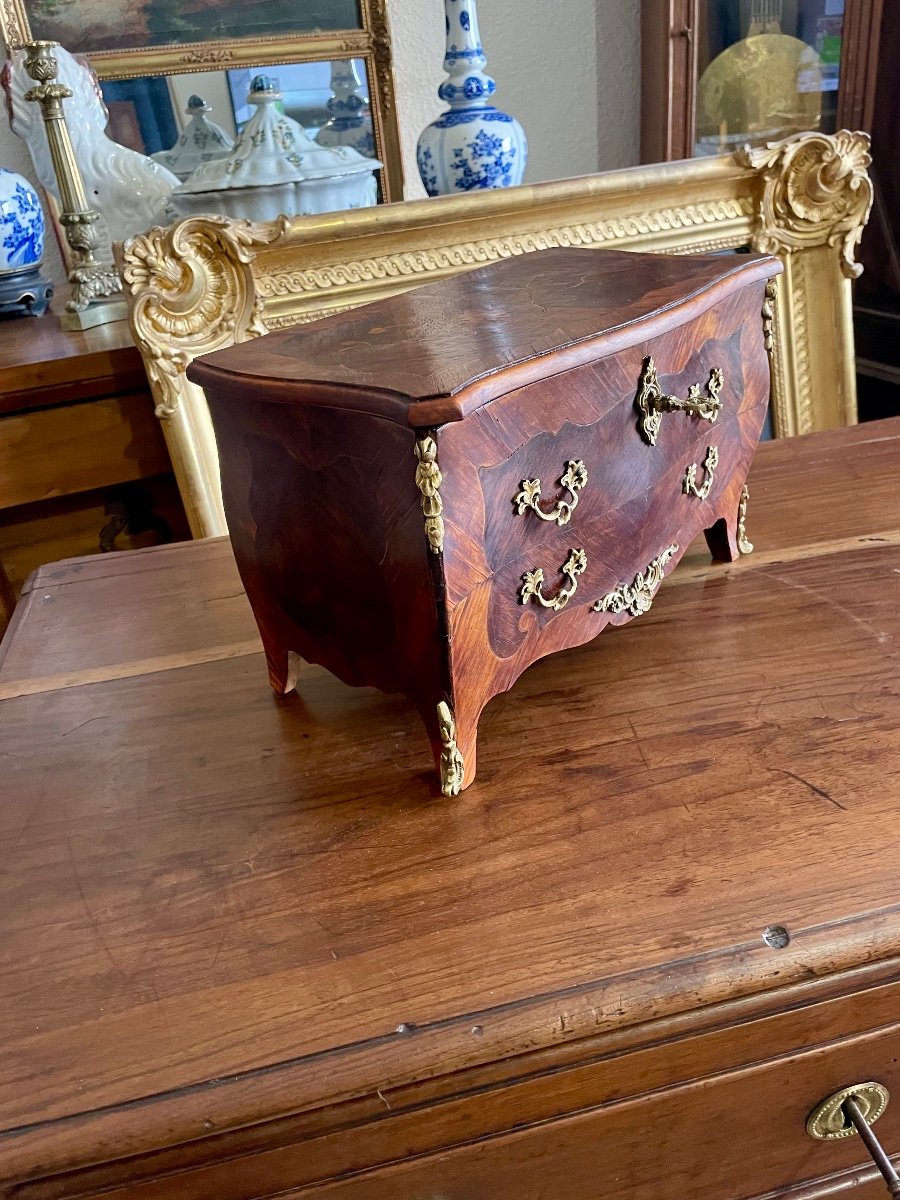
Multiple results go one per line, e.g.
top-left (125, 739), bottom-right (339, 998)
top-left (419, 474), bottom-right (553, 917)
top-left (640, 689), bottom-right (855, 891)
top-left (808, 1083), bottom-right (900, 1197)
top-left (636, 357), bottom-right (723, 445)
top-left (807, 1083), bottom-right (890, 1140)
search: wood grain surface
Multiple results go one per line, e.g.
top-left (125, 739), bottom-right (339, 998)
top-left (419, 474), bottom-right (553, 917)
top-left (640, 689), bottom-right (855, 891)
top-left (0, 420), bottom-right (899, 1197)
top-left (0, 393), bottom-right (170, 509)
top-left (0, 309), bottom-right (143, 417)
top-left (188, 248), bottom-right (778, 427)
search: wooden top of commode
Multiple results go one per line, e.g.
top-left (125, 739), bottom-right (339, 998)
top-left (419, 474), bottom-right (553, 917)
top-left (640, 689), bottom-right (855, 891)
top-left (187, 247), bottom-right (779, 427)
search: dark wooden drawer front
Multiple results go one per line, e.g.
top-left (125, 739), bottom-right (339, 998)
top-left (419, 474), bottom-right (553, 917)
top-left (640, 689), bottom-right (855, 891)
top-left (279, 1024), bottom-right (900, 1200)
top-left (438, 282), bottom-right (769, 772)
top-left (26, 984), bottom-right (900, 1200)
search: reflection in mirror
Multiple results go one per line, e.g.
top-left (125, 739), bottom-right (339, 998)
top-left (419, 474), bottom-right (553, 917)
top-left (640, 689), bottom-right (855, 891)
top-left (23, 0), bottom-right (362, 54)
top-left (100, 59), bottom-right (374, 159)
top-left (166, 72), bottom-right (380, 222)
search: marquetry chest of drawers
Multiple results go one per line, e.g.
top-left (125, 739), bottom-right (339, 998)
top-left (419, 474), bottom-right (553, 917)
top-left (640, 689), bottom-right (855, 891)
top-left (189, 247), bottom-right (781, 793)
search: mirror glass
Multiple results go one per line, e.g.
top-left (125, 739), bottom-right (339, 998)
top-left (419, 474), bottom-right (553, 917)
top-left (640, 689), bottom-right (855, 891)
top-left (22, 0), bottom-right (362, 54)
top-left (99, 59), bottom-right (374, 157)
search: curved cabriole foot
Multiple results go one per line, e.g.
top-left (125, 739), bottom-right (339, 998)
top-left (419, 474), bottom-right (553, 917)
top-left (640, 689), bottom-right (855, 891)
top-left (264, 643), bottom-right (302, 696)
top-left (425, 700), bottom-right (479, 797)
top-left (704, 483), bottom-right (754, 562)
top-left (704, 515), bottom-right (740, 563)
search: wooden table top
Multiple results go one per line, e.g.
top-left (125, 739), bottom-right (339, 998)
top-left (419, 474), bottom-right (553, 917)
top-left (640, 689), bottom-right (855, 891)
top-left (0, 307), bottom-right (143, 415)
top-left (1, 418), bottom-right (899, 1181)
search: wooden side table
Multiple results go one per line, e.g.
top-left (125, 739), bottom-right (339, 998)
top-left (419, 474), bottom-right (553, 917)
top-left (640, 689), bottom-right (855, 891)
top-left (0, 306), bottom-right (187, 629)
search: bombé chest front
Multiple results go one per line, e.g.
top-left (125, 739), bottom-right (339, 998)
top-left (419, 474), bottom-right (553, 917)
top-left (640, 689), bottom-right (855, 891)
top-left (189, 247), bottom-right (781, 795)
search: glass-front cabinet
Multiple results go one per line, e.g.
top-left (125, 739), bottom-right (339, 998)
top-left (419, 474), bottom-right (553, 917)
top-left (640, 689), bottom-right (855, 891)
top-left (641, 0), bottom-right (881, 163)
top-left (695, 0), bottom-right (844, 155)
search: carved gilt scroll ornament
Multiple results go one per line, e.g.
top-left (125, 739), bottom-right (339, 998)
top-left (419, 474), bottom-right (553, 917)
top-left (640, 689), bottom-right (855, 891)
top-left (740, 130), bottom-right (873, 280)
top-left (514, 459), bottom-right (587, 526)
top-left (593, 545), bottom-right (679, 618)
top-left (122, 216), bottom-right (282, 419)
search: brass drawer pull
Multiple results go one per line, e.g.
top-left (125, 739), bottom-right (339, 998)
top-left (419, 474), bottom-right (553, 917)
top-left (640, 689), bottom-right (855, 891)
top-left (683, 444), bottom-right (719, 500)
top-left (808, 1083), bottom-right (898, 1196)
top-left (636, 357), bottom-right (723, 445)
top-left (520, 548), bottom-right (587, 611)
top-left (514, 460), bottom-right (587, 526)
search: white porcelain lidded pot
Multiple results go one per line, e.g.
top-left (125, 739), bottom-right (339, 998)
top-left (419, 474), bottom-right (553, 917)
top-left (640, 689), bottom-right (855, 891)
top-left (171, 74), bottom-right (381, 222)
top-left (0, 166), bottom-right (52, 317)
top-left (416, 0), bottom-right (526, 196)
top-left (152, 95), bottom-right (234, 183)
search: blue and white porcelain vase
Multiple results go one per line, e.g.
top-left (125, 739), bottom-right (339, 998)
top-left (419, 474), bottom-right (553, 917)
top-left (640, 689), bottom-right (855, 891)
top-left (416, 0), bottom-right (526, 196)
top-left (0, 166), bottom-right (52, 318)
top-left (315, 60), bottom-right (376, 158)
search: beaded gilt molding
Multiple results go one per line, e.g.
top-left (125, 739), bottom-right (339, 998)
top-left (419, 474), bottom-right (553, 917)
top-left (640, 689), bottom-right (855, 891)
top-left (119, 130), bottom-right (873, 538)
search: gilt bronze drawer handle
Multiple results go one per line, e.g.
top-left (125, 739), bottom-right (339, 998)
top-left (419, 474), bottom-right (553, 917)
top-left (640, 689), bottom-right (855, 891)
top-left (514, 460), bottom-right (587, 527)
top-left (592, 544), bottom-right (678, 617)
top-left (520, 548), bottom-right (587, 611)
top-left (808, 1083), bottom-right (898, 1196)
top-left (636, 357), bottom-right (723, 445)
top-left (683, 445), bottom-right (719, 500)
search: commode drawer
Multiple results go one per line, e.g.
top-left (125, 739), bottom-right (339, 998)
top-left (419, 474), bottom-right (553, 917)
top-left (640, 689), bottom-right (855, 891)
top-left (279, 1022), bottom-right (900, 1200)
top-left (39, 986), bottom-right (900, 1200)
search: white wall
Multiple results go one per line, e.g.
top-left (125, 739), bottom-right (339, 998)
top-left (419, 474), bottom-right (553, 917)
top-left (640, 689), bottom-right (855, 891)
top-left (0, 0), bottom-right (641, 281)
top-left (392, 0), bottom-right (641, 198)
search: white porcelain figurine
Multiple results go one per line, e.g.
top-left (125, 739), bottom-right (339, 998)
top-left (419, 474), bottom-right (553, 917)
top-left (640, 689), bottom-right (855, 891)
top-left (171, 75), bottom-right (381, 222)
top-left (417, 0), bottom-right (526, 196)
top-left (2, 46), bottom-right (178, 256)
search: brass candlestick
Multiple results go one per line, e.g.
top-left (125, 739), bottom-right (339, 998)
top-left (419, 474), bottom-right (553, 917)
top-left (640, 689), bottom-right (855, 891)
top-left (22, 40), bottom-right (123, 323)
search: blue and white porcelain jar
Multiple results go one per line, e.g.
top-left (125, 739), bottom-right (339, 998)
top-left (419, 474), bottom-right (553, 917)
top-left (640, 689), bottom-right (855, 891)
top-left (417, 0), bottom-right (526, 197)
top-left (0, 167), bottom-right (52, 317)
top-left (315, 60), bottom-right (376, 159)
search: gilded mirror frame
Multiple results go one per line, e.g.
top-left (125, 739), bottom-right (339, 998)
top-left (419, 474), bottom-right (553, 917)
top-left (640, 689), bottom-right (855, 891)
top-left (0, 0), bottom-right (403, 201)
top-left (119, 130), bottom-right (873, 539)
